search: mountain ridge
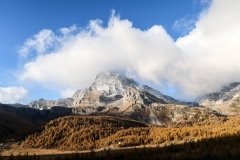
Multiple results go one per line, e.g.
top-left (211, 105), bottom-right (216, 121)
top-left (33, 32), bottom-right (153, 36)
top-left (25, 71), bottom-right (225, 125)
top-left (197, 82), bottom-right (240, 115)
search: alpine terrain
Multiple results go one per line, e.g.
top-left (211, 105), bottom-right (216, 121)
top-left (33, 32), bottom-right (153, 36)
top-left (28, 72), bottom-right (222, 126)
top-left (197, 82), bottom-right (240, 115)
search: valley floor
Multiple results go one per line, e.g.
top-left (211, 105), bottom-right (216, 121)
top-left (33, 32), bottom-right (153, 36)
top-left (1, 141), bottom-right (184, 157)
top-left (1, 134), bottom-right (240, 160)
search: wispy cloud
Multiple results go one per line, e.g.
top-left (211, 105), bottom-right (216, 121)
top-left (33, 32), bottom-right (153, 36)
top-left (173, 15), bottom-right (196, 35)
top-left (200, 0), bottom-right (212, 6)
top-left (19, 29), bottom-right (55, 57)
top-left (19, 25), bottom-right (79, 58)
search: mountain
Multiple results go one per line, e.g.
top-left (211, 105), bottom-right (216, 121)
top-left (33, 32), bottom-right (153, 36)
top-left (27, 71), bottom-right (223, 125)
top-left (0, 103), bottom-right (35, 142)
top-left (197, 82), bottom-right (240, 115)
top-left (72, 72), bottom-right (223, 125)
top-left (73, 71), bottom-right (173, 107)
top-left (29, 71), bottom-right (177, 109)
top-left (72, 71), bottom-right (180, 106)
top-left (29, 98), bottom-right (74, 110)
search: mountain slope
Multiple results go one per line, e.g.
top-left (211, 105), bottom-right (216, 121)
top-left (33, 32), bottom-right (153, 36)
top-left (21, 114), bottom-right (228, 151)
top-left (141, 85), bottom-right (178, 103)
top-left (0, 104), bottom-right (35, 141)
top-left (0, 104), bottom-right (73, 142)
top-left (197, 82), bottom-right (240, 115)
top-left (74, 86), bottom-right (221, 125)
top-left (22, 115), bottom-right (147, 150)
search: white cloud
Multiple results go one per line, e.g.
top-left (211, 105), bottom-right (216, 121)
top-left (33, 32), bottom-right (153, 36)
top-left (0, 86), bottom-right (28, 104)
top-left (175, 0), bottom-right (240, 96)
top-left (19, 15), bottom-right (179, 93)
top-left (60, 88), bottom-right (76, 98)
top-left (19, 29), bottom-right (55, 57)
top-left (18, 1), bottom-right (240, 100)
top-left (19, 25), bottom-right (78, 57)
top-left (59, 25), bottom-right (78, 36)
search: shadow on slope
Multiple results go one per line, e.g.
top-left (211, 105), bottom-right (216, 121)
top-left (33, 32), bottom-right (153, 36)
top-left (0, 104), bottom-right (72, 142)
top-left (2, 133), bottom-right (240, 160)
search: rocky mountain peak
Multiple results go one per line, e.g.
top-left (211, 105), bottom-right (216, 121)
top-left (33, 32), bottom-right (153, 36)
top-left (123, 86), bottom-right (167, 105)
top-left (28, 72), bottom-right (184, 115)
top-left (38, 98), bottom-right (46, 102)
top-left (29, 98), bottom-right (56, 110)
top-left (90, 71), bottom-right (138, 97)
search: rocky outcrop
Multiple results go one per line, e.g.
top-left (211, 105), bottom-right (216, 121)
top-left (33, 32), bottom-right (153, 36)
top-left (197, 82), bottom-right (240, 115)
top-left (29, 98), bottom-right (74, 110)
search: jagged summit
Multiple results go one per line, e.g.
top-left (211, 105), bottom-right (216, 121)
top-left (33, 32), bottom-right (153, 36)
top-left (90, 71), bottom-right (138, 97)
top-left (28, 71), bottom-right (183, 110)
top-left (73, 71), bottom-right (180, 107)
top-left (29, 98), bottom-right (56, 110)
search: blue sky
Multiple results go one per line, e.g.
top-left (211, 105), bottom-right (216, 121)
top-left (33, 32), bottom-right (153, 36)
top-left (4, 0), bottom-right (234, 103)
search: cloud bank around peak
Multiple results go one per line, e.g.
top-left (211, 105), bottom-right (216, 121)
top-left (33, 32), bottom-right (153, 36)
top-left (19, 15), bottom-right (180, 95)
top-left (18, 0), bottom-right (240, 99)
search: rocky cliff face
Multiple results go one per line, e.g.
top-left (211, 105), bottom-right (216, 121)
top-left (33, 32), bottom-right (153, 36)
top-left (90, 72), bottom-right (137, 96)
top-left (73, 72), bottom-right (176, 107)
top-left (70, 72), bottom-right (221, 125)
top-left (197, 82), bottom-right (240, 115)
